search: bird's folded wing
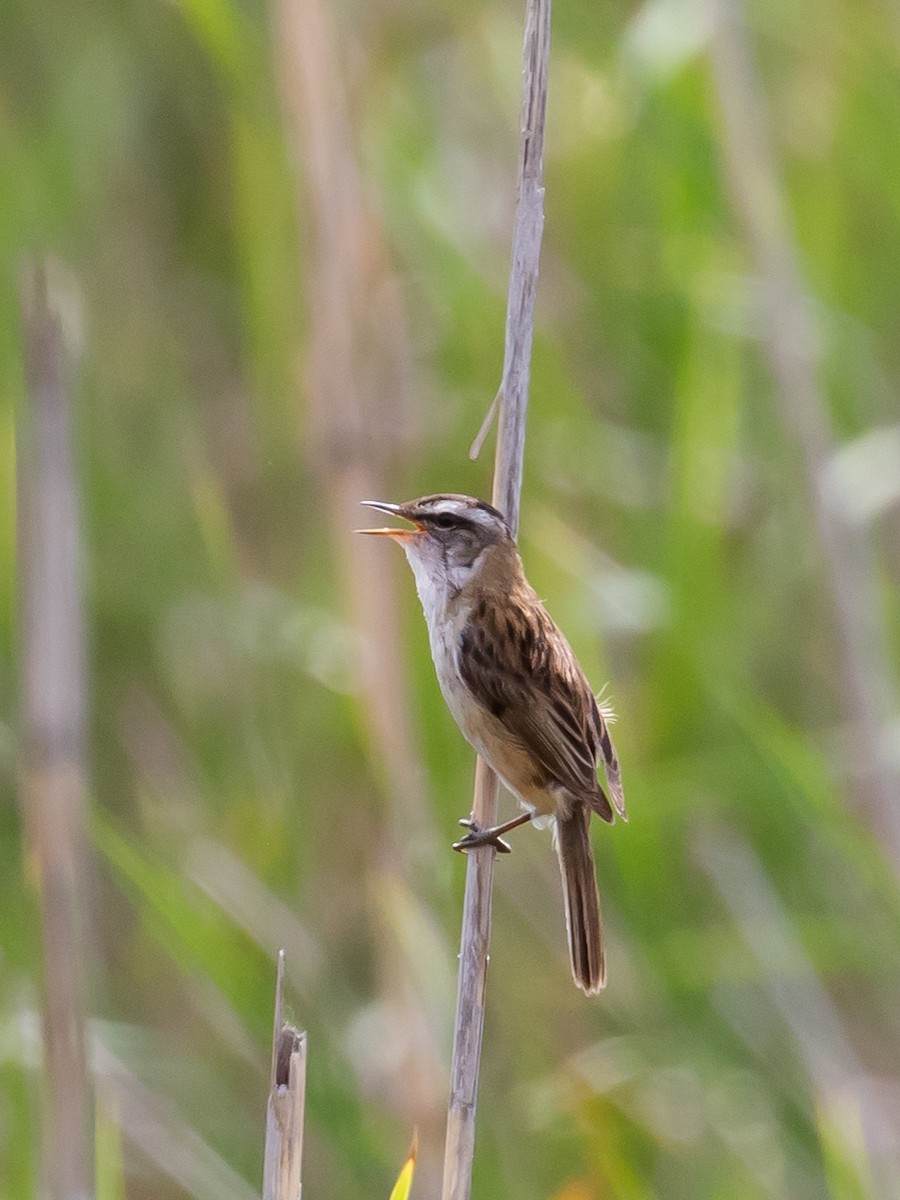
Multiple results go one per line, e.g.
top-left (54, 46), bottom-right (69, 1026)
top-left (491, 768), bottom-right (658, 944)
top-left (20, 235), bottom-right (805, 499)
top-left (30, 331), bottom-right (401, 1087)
top-left (458, 610), bottom-right (621, 819)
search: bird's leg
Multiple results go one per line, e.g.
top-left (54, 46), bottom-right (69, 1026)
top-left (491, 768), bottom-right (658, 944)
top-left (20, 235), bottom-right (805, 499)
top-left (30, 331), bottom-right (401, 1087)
top-left (452, 811), bottom-right (533, 854)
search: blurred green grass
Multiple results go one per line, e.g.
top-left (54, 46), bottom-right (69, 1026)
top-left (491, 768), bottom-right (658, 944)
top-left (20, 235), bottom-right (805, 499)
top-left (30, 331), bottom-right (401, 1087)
top-left (3, 0), bottom-right (900, 1196)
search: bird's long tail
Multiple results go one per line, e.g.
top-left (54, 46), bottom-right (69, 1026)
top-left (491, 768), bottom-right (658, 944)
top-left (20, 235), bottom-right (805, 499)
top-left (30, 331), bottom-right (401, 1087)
top-left (556, 806), bottom-right (605, 993)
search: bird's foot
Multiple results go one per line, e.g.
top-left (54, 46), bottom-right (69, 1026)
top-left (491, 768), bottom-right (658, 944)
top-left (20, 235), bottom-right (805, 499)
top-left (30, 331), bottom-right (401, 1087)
top-left (452, 818), bottom-right (513, 855)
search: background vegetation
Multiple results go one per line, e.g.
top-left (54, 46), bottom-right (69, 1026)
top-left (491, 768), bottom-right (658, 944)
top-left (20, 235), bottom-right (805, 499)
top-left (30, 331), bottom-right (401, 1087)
top-left (3, 0), bottom-right (900, 1196)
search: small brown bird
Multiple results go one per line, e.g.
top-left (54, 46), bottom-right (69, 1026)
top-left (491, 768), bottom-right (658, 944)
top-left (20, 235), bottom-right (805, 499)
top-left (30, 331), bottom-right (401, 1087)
top-left (358, 493), bottom-right (625, 993)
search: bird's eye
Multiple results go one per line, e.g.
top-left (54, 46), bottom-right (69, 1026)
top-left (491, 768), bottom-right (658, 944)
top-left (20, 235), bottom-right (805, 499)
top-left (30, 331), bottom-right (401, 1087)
top-left (431, 513), bottom-right (456, 530)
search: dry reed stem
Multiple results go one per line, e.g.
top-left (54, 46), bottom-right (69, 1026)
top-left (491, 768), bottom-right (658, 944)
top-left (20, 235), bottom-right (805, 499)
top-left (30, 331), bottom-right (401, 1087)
top-left (270, 0), bottom-right (432, 863)
top-left (441, 2), bottom-right (552, 1197)
top-left (271, 0), bottom-right (446, 1180)
top-left (263, 950), bottom-right (307, 1200)
top-left (17, 259), bottom-right (91, 1200)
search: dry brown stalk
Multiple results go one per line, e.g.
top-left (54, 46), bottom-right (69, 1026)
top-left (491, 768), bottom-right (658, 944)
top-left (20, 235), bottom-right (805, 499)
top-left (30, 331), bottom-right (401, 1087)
top-left (271, 0), bottom-right (447, 1182)
top-left (17, 259), bottom-right (91, 1200)
top-left (263, 951), bottom-right (307, 1200)
top-left (270, 0), bottom-right (432, 862)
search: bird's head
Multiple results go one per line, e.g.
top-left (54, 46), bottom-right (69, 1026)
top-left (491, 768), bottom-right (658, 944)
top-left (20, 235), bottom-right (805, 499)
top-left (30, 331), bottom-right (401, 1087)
top-left (357, 493), bottom-right (514, 598)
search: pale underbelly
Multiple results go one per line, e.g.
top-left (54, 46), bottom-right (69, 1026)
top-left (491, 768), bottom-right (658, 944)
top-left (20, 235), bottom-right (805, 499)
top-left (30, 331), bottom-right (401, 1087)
top-left (442, 686), bottom-right (557, 818)
top-left (429, 621), bottom-right (560, 820)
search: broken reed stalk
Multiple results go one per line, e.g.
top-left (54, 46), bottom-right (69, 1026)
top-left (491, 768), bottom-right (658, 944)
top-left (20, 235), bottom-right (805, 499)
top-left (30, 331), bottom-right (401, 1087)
top-left (17, 260), bottom-right (92, 1200)
top-left (441, 2), bottom-right (551, 1198)
top-left (263, 950), bottom-right (307, 1200)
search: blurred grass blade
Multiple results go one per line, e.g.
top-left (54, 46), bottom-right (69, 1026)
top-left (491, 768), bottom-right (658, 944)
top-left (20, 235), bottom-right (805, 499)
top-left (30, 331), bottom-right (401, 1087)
top-left (170, 0), bottom-right (253, 83)
top-left (95, 1093), bottom-right (125, 1200)
top-left (388, 1132), bottom-right (417, 1200)
top-left (92, 811), bottom-right (260, 1009)
top-left (817, 1092), bottom-right (871, 1200)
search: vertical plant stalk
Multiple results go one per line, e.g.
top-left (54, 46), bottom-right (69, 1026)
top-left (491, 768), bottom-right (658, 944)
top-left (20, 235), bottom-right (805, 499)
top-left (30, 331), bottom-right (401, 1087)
top-left (263, 950), bottom-right (307, 1200)
top-left (441, 3), bottom-right (551, 1198)
top-left (271, 0), bottom-right (447, 1184)
top-left (270, 0), bottom-right (432, 862)
top-left (17, 261), bottom-right (91, 1200)
top-left (709, 0), bottom-right (900, 864)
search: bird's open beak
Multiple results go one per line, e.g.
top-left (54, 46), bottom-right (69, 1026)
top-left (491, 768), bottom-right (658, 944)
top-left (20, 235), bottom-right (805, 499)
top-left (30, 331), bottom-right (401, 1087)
top-left (355, 500), bottom-right (421, 539)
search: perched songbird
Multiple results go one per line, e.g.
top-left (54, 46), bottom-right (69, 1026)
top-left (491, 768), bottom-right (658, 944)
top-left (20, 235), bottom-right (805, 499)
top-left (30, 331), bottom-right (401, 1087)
top-left (358, 493), bottom-right (626, 993)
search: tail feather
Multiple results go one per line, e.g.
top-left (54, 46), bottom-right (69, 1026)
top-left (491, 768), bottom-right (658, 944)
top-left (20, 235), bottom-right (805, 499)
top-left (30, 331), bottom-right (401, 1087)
top-left (556, 806), bottom-right (605, 993)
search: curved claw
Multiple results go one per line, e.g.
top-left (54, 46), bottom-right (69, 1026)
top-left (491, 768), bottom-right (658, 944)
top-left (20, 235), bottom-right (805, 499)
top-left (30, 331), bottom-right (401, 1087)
top-left (452, 820), bottom-right (513, 855)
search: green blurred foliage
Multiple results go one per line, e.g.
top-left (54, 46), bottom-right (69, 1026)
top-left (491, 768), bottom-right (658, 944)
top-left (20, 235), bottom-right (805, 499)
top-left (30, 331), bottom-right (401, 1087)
top-left (3, 0), bottom-right (900, 1196)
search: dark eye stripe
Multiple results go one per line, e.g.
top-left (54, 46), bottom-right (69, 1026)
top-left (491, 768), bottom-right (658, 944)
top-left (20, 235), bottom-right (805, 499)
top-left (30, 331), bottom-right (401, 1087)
top-left (423, 511), bottom-right (474, 531)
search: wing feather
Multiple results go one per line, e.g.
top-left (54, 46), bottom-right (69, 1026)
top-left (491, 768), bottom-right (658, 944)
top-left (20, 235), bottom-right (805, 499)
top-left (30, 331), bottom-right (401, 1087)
top-left (457, 591), bottom-right (624, 821)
